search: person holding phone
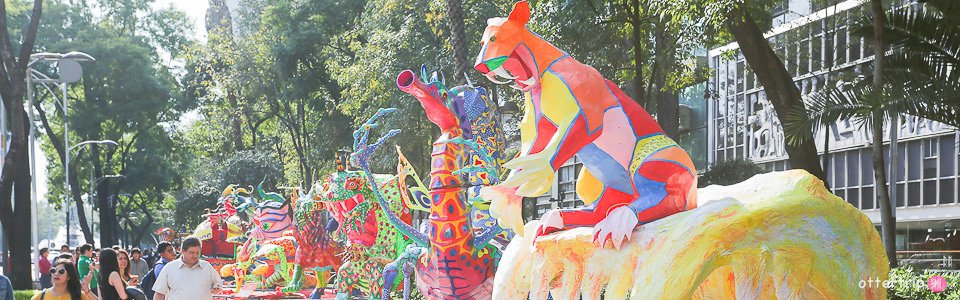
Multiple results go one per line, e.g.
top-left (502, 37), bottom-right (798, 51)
top-left (76, 244), bottom-right (99, 294)
top-left (31, 259), bottom-right (98, 300)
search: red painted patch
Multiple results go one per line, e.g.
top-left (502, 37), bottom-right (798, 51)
top-left (606, 79), bottom-right (662, 137)
top-left (551, 115), bottom-right (596, 170)
top-left (530, 117), bottom-right (557, 154)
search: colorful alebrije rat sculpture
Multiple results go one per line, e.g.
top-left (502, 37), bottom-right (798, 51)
top-left (252, 236), bottom-right (298, 288)
top-left (475, 1), bottom-right (698, 249)
top-left (313, 150), bottom-right (413, 300)
top-left (353, 64), bottom-right (507, 300)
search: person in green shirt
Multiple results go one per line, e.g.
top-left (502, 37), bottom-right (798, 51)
top-left (77, 244), bottom-right (99, 292)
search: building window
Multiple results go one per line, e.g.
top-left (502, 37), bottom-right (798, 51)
top-left (836, 22), bottom-right (848, 66)
top-left (925, 138), bottom-right (939, 159)
top-left (812, 33), bottom-right (823, 71)
top-left (772, 0), bottom-right (787, 17)
top-left (824, 26), bottom-right (835, 69)
top-left (552, 163), bottom-right (584, 209)
top-left (895, 219), bottom-right (960, 270)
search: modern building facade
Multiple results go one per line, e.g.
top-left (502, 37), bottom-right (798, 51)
top-left (530, 0), bottom-right (960, 269)
top-left (708, 0), bottom-right (959, 266)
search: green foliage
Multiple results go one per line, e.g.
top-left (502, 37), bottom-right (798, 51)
top-left (30, 0), bottom-right (195, 244)
top-left (888, 267), bottom-right (960, 299)
top-left (697, 158), bottom-right (765, 188)
top-left (13, 290), bottom-right (35, 300)
top-left (175, 150), bottom-right (284, 229)
top-left (850, 2), bottom-right (960, 127)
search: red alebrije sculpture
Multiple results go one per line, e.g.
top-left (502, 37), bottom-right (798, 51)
top-left (475, 1), bottom-right (698, 249)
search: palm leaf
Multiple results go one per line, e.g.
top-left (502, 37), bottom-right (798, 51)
top-left (784, 81), bottom-right (876, 146)
top-left (848, 2), bottom-right (960, 128)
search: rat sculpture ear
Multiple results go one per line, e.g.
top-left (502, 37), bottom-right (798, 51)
top-left (508, 1), bottom-right (530, 26)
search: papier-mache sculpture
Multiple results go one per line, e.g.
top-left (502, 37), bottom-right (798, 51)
top-left (493, 170), bottom-right (888, 299)
top-left (352, 101), bottom-right (501, 299)
top-left (473, 1), bottom-right (889, 299)
top-left (313, 142), bottom-right (414, 300)
top-left (475, 0), bottom-right (697, 248)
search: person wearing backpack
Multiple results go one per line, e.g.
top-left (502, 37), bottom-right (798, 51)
top-left (140, 242), bottom-right (175, 299)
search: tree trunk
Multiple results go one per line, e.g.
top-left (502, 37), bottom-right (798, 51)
top-left (229, 91), bottom-right (244, 151)
top-left (652, 18), bottom-right (680, 138)
top-left (92, 146), bottom-right (119, 247)
top-left (444, 0), bottom-right (468, 83)
top-left (0, 0), bottom-right (42, 288)
top-left (0, 104), bottom-right (34, 289)
top-left (630, 0), bottom-right (647, 107)
top-left (822, 124), bottom-right (831, 190)
top-left (726, 7), bottom-right (827, 183)
top-left (97, 184), bottom-right (118, 247)
top-left (870, 0), bottom-right (897, 268)
top-left (206, 0), bottom-right (242, 151)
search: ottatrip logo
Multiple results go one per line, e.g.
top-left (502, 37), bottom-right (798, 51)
top-left (860, 275), bottom-right (951, 292)
top-left (929, 275), bottom-right (948, 293)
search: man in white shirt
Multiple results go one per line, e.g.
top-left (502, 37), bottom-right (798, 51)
top-left (153, 236), bottom-right (221, 300)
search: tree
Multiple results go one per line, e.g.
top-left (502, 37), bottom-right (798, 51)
top-left (867, 0), bottom-right (894, 269)
top-left (663, 0), bottom-right (828, 183)
top-left (697, 158), bottom-right (765, 187)
top-left (859, 0), bottom-right (960, 127)
top-left (174, 149), bottom-right (284, 229)
top-left (32, 0), bottom-right (193, 246)
top-left (0, 0), bottom-right (42, 289)
top-left (444, 0), bottom-right (469, 82)
top-left (786, 0), bottom-right (960, 268)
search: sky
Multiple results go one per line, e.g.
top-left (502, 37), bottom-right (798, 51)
top-left (32, 1), bottom-right (211, 204)
top-left (155, 0), bottom-right (210, 41)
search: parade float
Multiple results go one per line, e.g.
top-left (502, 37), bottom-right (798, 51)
top-left (191, 209), bottom-right (243, 271)
top-left (192, 186), bottom-right (247, 271)
top-left (202, 183), bottom-right (342, 299)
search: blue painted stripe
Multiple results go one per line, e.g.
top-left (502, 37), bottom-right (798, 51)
top-left (578, 144), bottom-right (633, 193)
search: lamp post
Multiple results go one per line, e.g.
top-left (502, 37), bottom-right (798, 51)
top-left (65, 140), bottom-right (117, 247)
top-left (26, 51), bottom-right (94, 280)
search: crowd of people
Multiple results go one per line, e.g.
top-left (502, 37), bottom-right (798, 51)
top-left (0, 236), bottom-right (221, 300)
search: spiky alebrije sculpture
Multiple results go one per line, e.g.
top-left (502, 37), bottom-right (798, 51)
top-left (353, 65), bottom-right (504, 299)
top-left (313, 134), bottom-right (414, 300)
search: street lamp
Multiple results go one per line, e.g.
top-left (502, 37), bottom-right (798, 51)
top-left (25, 52), bottom-right (95, 266)
top-left (65, 140), bottom-right (117, 247)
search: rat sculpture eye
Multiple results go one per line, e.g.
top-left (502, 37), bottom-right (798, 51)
top-left (489, 36), bottom-right (497, 43)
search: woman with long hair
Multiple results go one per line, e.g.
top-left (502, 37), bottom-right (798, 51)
top-left (116, 250), bottom-right (134, 284)
top-left (31, 259), bottom-right (97, 300)
top-left (114, 249), bottom-right (145, 300)
top-left (97, 249), bottom-right (129, 300)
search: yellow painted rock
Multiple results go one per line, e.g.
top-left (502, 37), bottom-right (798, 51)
top-left (493, 170), bottom-right (888, 300)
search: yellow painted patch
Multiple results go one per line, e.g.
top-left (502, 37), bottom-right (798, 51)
top-left (534, 72), bottom-right (580, 153)
top-left (628, 135), bottom-right (677, 175)
top-left (575, 168), bottom-right (602, 205)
